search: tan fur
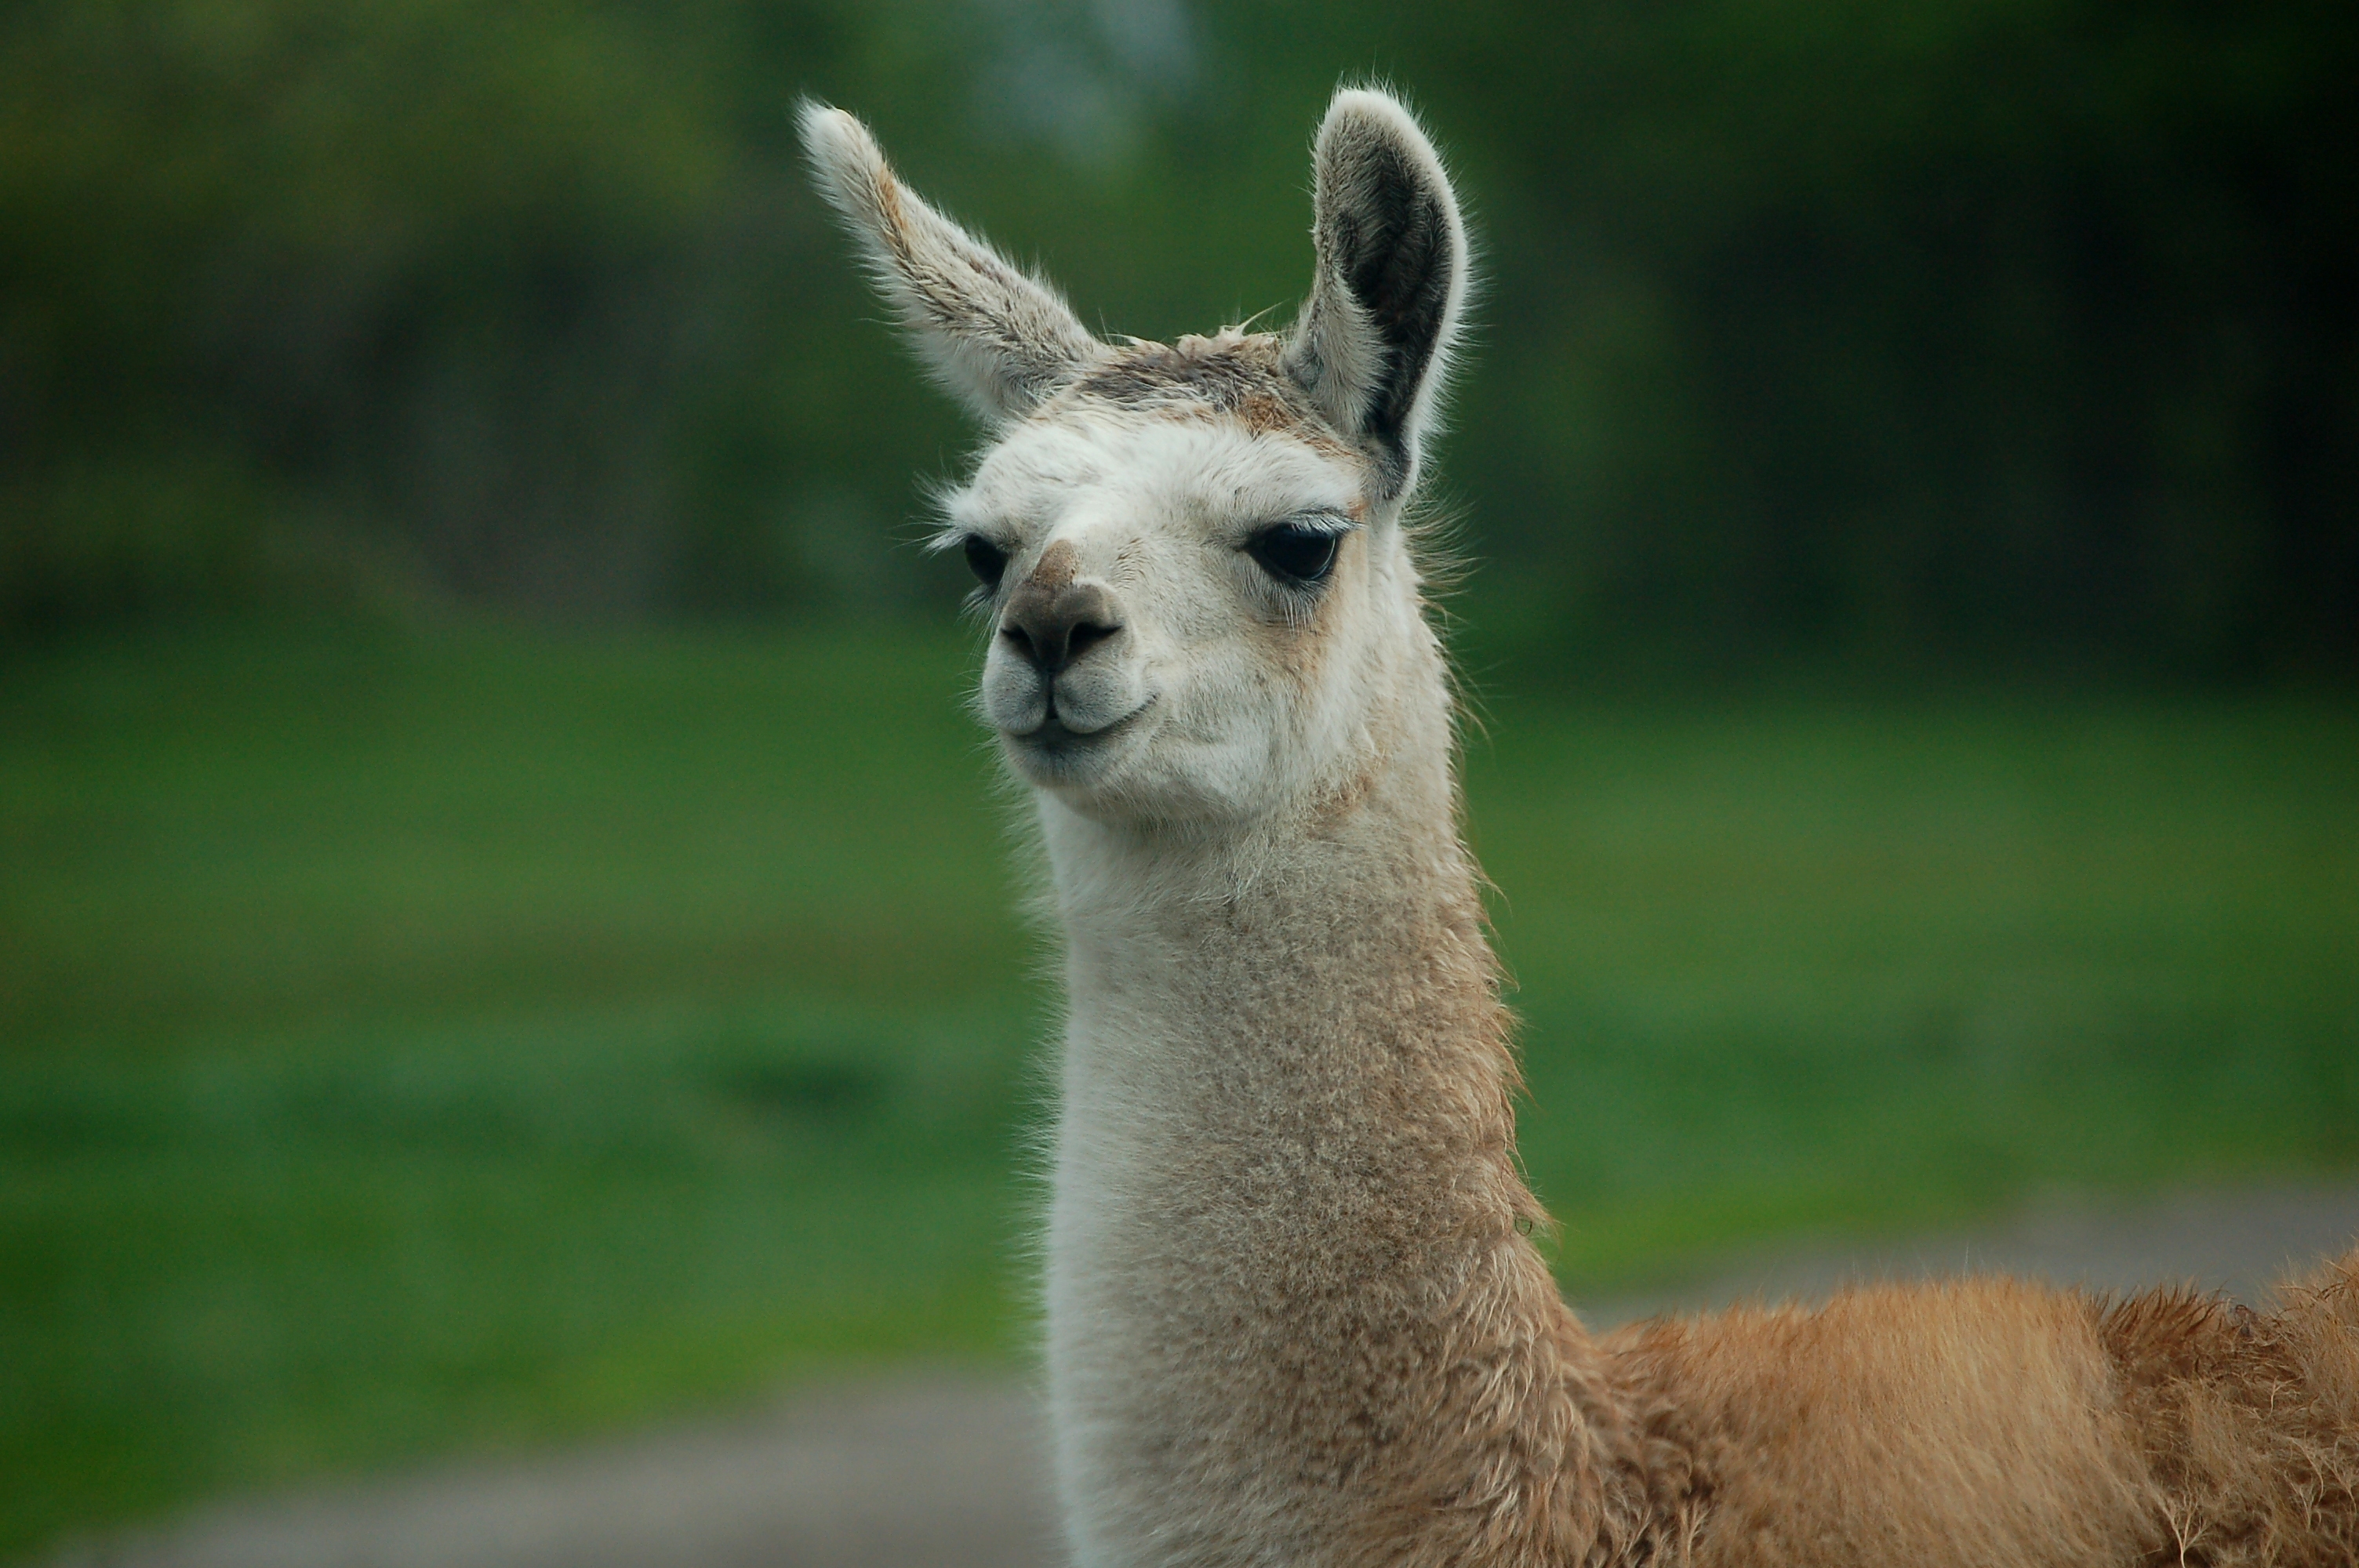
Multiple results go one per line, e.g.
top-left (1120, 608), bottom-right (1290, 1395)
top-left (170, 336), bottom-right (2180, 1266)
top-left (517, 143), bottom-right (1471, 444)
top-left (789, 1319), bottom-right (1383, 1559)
top-left (1067, 331), bottom-right (1363, 463)
top-left (803, 85), bottom-right (2359, 1568)
top-left (2099, 1260), bottom-right (2359, 1565)
top-left (1028, 538), bottom-right (1081, 594)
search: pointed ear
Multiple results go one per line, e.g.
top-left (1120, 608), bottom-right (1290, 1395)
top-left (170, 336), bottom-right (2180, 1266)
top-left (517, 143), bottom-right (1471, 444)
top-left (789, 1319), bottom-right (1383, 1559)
top-left (1282, 89), bottom-right (1470, 499)
top-left (799, 102), bottom-right (1100, 425)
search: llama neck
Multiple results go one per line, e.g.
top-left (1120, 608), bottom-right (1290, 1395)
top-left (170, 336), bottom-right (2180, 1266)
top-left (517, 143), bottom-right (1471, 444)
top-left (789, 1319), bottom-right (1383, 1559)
top-left (1038, 663), bottom-right (1620, 1566)
top-left (1042, 722), bottom-right (1513, 1171)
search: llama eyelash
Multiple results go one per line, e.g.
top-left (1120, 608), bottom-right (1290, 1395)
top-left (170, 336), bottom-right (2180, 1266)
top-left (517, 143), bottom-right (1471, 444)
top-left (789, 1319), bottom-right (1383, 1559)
top-left (929, 523), bottom-right (1017, 615)
top-left (1241, 513), bottom-right (1356, 597)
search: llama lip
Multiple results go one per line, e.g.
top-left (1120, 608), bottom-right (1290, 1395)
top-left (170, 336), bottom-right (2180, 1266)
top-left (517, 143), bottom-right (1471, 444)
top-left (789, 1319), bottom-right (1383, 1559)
top-left (1012, 698), bottom-right (1152, 753)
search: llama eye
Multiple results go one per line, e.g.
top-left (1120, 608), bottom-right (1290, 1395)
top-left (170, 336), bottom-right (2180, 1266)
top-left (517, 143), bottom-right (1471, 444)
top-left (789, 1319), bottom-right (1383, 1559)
top-left (963, 535), bottom-right (1011, 590)
top-left (1245, 521), bottom-right (1344, 587)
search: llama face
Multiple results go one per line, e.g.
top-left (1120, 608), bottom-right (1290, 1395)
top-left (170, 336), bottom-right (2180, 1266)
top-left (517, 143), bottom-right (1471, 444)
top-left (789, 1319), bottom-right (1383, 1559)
top-left (941, 349), bottom-right (1403, 821)
top-left (803, 89), bottom-right (1466, 824)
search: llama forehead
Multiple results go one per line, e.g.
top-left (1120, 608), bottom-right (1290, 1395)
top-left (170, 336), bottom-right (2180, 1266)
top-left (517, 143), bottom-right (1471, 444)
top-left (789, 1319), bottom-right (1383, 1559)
top-left (955, 394), bottom-right (1368, 546)
top-left (1067, 333), bottom-right (1337, 435)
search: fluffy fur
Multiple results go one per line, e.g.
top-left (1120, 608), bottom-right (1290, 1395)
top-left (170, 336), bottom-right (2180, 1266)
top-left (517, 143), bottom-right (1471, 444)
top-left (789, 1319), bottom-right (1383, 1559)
top-left (802, 86), bottom-right (2359, 1567)
top-left (799, 102), bottom-right (1101, 423)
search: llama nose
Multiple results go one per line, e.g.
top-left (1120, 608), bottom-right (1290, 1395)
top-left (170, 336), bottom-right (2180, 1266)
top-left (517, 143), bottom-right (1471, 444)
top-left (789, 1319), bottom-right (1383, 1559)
top-left (999, 580), bottom-right (1122, 677)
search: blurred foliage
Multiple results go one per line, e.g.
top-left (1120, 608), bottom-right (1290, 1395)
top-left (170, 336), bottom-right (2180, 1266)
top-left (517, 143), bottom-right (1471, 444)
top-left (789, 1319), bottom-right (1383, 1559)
top-left (1, 0), bottom-right (2353, 670)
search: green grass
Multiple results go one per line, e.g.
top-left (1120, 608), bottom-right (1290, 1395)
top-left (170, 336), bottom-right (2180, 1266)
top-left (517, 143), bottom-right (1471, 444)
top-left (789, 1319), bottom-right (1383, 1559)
top-left (3, 626), bottom-right (2355, 1558)
top-left (1467, 694), bottom-right (2359, 1278)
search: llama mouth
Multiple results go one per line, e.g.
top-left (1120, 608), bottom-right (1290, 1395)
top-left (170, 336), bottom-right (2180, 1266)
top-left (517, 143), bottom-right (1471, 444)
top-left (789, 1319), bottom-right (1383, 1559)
top-left (1011, 698), bottom-right (1153, 760)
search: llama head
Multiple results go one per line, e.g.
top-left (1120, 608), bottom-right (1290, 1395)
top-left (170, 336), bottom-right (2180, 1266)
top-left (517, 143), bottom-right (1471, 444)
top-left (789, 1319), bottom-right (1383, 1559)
top-left (801, 88), bottom-right (1467, 826)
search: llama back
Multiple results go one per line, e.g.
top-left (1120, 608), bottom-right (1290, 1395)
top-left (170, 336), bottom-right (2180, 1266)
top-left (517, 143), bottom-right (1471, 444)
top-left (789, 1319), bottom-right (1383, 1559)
top-left (1596, 1254), bottom-right (2359, 1566)
top-left (2102, 1248), bottom-right (2359, 1566)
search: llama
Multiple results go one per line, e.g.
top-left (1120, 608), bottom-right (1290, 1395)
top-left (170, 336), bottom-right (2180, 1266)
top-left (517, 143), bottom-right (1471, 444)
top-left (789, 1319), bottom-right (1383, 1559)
top-left (801, 88), bottom-right (2359, 1566)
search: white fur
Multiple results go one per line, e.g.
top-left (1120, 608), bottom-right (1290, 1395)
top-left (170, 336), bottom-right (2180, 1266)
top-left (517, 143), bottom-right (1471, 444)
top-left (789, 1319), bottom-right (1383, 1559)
top-left (946, 408), bottom-right (1400, 826)
top-left (810, 88), bottom-right (1531, 1567)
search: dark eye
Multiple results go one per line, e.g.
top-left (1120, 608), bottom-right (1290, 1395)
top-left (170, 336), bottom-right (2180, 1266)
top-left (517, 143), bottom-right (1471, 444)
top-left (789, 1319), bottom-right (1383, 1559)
top-left (963, 534), bottom-right (1010, 591)
top-left (1245, 521), bottom-right (1345, 587)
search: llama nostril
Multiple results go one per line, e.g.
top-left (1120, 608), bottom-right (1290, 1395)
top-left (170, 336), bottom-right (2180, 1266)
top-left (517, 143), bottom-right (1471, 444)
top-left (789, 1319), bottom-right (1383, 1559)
top-left (1001, 583), bottom-right (1121, 677)
top-left (1066, 619), bottom-right (1119, 665)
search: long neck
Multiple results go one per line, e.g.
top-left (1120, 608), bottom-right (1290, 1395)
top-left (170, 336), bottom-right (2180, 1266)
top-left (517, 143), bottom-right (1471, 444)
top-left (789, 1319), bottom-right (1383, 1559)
top-left (1038, 651), bottom-right (1630, 1567)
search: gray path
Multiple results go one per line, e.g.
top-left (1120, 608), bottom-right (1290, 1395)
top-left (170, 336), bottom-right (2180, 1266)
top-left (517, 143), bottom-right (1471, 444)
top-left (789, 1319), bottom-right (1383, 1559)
top-left (43, 1183), bottom-right (2359, 1568)
top-left (1580, 1181), bottom-right (2359, 1325)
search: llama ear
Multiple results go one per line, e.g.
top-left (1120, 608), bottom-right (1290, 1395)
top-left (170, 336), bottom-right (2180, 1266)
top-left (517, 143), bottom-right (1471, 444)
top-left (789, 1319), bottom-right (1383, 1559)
top-left (799, 102), bottom-right (1100, 425)
top-left (1282, 89), bottom-right (1469, 499)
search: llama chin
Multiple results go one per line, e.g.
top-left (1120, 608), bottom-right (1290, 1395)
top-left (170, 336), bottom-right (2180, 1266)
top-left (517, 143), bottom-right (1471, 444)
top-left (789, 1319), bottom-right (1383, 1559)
top-left (806, 85), bottom-right (2359, 1568)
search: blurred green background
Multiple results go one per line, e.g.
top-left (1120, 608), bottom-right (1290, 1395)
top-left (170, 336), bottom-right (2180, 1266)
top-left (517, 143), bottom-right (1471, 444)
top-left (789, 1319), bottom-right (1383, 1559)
top-left (2, 0), bottom-right (2354, 1558)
